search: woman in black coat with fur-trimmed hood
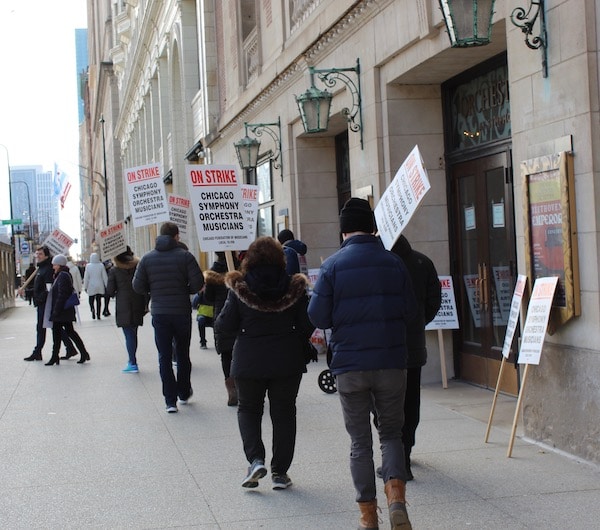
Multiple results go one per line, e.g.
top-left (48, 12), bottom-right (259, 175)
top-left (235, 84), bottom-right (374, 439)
top-left (106, 246), bottom-right (147, 373)
top-left (214, 237), bottom-right (314, 490)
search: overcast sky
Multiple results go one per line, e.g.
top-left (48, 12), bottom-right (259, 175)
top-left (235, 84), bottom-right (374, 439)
top-left (0, 0), bottom-right (87, 254)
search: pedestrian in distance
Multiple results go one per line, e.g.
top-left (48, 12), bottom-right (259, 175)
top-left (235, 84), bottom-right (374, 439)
top-left (308, 197), bottom-right (418, 530)
top-left (45, 254), bottom-right (91, 366)
top-left (102, 259), bottom-right (113, 316)
top-left (21, 246), bottom-right (78, 362)
top-left (24, 263), bottom-right (36, 304)
top-left (132, 222), bottom-right (204, 413)
top-left (277, 228), bottom-right (308, 275)
top-left (83, 253), bottom-right (108, 320)
top-left (106, 246), bottom-right (148, 373)
top-left (214, 237), bottom-right (315, 490)
top-left (66, 255), bottom-right (83, 295)
top-left (191, 286), bottom-right (213, 350)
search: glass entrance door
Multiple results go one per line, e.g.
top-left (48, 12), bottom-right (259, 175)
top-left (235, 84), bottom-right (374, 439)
top-left (452, 152), bottom-right (519, 393)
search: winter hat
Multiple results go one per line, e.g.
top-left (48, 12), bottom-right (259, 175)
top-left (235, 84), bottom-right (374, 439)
top-left (52, 254), bottom-right (68, 267)
top-left (277, 229), bottom-right (294, 244)
top-left (339, 197), bottom-right (375, 234)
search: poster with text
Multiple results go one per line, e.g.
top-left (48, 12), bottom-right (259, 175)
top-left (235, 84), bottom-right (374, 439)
top-left (463, 273), bottom-right (483, 328)
top-left (501, 274), bottom-right (527, 359)
top-left (374, 145), bottom-right (431, 250)
top-left (99, 221), bottom-right (127, 259)
top-left (168, 194), bottom-right (190, 238)
top-left (426, 276), bottom-right (460, 330)
top-left (492, 266), bottom-right (513, 324)
top-left (185, 165), bottom-right (253, 251)
top-left (518, 276), bottom-right (558, 365)
top-left (42, 229), bottom-right (74, 257)
top-left (241, 184), bottom-right (259, 238)
top-left (125, 163), bottom-right (170, 228)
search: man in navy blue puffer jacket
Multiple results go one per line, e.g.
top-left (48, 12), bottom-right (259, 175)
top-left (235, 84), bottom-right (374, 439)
top-left (133, 222), bottom-right (204, 413)
top-left (308, 198), bottom-right (417, 530)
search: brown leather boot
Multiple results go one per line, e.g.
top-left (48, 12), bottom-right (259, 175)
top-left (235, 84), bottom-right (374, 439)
top-left (357, 499), bottom-right (379, 529)
top-left (225, 377), bottom-right (238, 406)
top-left (384, 479), bottom-right (412, 529)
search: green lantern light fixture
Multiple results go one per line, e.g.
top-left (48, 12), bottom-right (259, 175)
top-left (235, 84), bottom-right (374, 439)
top-left (234, 118), bottom-right (282, 180)
top-left (438, 0), bottom-right (496, 47)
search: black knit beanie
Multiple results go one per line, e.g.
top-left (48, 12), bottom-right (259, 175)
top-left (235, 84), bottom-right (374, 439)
top-left (339, 197), bottom-right (374, 234)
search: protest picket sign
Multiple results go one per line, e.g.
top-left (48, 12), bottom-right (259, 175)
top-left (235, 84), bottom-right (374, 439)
top-left (99, 221), bottom-right (127, 259)
top-left (425, 276), bottom-right (459, 389)
top-left (42, 228), bottom-right (74, 256)
top-left (125, 163), bottom-right (170, 228)
top-left (374, 145), bottom-right (431, 250)
top-left (507, 276), bottom-right (558, 457)
top-left (168, 194), bottom-right (190, 238)
top-left (185, 164), bottom-right (255, 252)
top-left (485, 274), bottom-right (527, 443)
top-left (240, 184), bottom-right (259, 239)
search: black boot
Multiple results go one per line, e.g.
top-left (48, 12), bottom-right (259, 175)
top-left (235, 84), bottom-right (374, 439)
top-left (45, 354), bottom-right (60, 366)
top-left (24, 352), bottom-right (42, 361)
top-left (77, 351), bottom-right (90, 364)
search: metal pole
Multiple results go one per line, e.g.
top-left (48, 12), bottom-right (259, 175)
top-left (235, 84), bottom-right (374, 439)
top-left (11, 181), bottom-right (33, 241)
top-left (99, 115), bottom-right (109, 226)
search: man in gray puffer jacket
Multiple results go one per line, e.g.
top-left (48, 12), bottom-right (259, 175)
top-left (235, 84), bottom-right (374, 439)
top-left (133, 222), bottom-right (204, 413)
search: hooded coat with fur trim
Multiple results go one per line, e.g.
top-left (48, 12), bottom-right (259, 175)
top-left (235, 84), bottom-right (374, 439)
top-left (214, 269), bottom-right (314, 378)
top-left (106, 255), bottom-right (147, 328)
top-left (204, 268), bottom-right (237, 354)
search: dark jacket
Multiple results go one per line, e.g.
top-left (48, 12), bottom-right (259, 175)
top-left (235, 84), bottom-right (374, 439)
top-left (106, 255), bottom-right (147, 328)
top-left (204, 265), bottom-right (237, 354)
top-left (33, 258), bottom-right (54, 308)
top-left (391, 235), bottom-right (442, 368)
top-left (132, 235), bottom-right (204, 315)
top-left (214, 268), bottom-right (314, 379)
top-left (307, 234), bottom-right (417, 376)
top-left (50, 267), bottom-right (76, 323)
top-left (282, 239), bottom-right (308, 275)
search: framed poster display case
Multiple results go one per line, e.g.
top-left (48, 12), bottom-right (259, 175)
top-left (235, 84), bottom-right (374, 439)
top-left (522, 151), bottom-right (580, 332)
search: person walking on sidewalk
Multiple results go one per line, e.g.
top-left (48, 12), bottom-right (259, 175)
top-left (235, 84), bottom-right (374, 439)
top-left (21, 246), bottom-right (77, 362)
top-left (214, 237), bottom-right (314, 490)
top-left (308, 198), bottom-right (417, 530)
top-left (277, 229), bottom-right (308, 275)
top-left (83, 253), bottom-right (108, 320)
top-left (45, 255), bottom-right (91, 366)
top-left (132, 222), bottom-right (204, 413)
top-left (106, 246), bottom-right (147, 373)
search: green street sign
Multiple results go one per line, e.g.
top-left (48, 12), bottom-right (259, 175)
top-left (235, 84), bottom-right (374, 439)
top-left (1, 219), bottom-right (23, 225)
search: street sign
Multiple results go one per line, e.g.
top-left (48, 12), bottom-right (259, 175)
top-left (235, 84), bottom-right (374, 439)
top-left (1, 219), bottom-right (23, 225)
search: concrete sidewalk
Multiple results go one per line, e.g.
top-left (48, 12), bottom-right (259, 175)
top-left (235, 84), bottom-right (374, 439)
top-left (1, 298), bottom-right (599, 529)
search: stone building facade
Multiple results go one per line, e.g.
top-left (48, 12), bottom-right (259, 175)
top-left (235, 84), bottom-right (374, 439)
top-left (82, 0), bottom-right (600, 464)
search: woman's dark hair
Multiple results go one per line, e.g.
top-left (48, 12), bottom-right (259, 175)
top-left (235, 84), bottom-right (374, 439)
top-left (240, 237), bottom-right (285, 275)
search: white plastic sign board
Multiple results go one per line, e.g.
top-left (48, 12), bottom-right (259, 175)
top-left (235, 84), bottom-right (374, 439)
top-left (518, 276), bottom-right (558, 365)
top-left (374, 145), bottom-right (431, 250)
top-left (185, 164), bottom-right (254, 251)
top-left (99, 221), bottom-right (127, 258)
top-left (426, 276), bottom-right (459, 330)
top-left (241, 184), bottom-right (259, 239)
top-left (168, 194), bottom-right (190, 238)
top-left (42, 228), bottom-right (74, 256)
top-left (125, 163), bottom-right (170, 228)
top-left (501, 274), bottom-right (527, 359)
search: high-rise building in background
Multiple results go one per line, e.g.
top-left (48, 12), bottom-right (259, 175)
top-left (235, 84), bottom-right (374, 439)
top-left (75, 28), bottom-right (88, 125)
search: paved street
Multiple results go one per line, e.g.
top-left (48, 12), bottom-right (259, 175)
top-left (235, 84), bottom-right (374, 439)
top-left (1, 297), bottom-right (599, 529)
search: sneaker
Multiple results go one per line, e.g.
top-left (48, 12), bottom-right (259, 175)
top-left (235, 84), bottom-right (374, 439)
top-left (122, 363), bottom-right (139, 373)
top-left (272, 473), bottom-right (292, 490)
top-left (178, 388), bottom-right (193, 405)
top-left (241, 459), bottom-right (267, 488)
top-left (166, 404), bottom-right (178, 413)
top-left (376, 466), bottom-right (383, 479)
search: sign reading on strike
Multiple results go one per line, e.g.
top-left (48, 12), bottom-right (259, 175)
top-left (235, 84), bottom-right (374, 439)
top-left (99, 221), bottom-right (127, 259)
top-left (125, 163), bottom-right (170, 228)
top-left (518, 276), bottom-right (558, 365)
top-left (168, 194), bottom-right (190, 238)
top-left (426, 276), bottom-right (459, 330)
top-left (241, 184), bottom-right (259, 239)
top-left (185, 165), bottom-right (254, 251)
top-left (42, 229), bottom-right (74, 257)
top-left (374, 145), bottom-right (431, 250)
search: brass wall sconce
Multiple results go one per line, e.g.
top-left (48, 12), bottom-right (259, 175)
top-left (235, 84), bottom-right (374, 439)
top-left (438, 0), bottom-right (496, 47)
top-left (510, 0), bottom-right (548, 78)
top-left (295, 58), bottom-right (363, 149)
top-left (234, 118), bottom-right (282, 180)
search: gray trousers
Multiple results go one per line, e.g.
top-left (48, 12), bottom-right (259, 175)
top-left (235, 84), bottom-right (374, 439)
top-left (337, 369), bottom-right (407, 502)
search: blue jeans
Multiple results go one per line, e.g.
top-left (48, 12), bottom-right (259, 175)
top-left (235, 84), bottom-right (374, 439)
top-left (152, 314), bottom-right (192, 406)
top-left (337, 369), bottom-right (407, 502)
top-left (235, 374), bottom-right (302, 475)
top-left (122, 326), bottom-right (138, 366)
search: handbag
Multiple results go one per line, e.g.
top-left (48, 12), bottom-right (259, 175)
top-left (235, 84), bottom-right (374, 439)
top-left (64, 291), bottom-right (80, 309)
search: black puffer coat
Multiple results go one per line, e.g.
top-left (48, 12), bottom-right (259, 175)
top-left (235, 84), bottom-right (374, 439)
top-left (204, 267), bottom-right (237, 354)
top-left (50, 267), bottom-right (76, 323)
top-left (33, 258), bottom-right (54, 308)
top-left (106, 255), bottom-right (147, 328)
top-left (215, 267), bottom-right (314, 379)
